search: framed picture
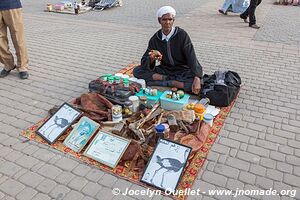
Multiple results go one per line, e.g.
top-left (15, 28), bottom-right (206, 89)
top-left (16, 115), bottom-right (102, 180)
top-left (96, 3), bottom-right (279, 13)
top-left (84, 131), bottom-right (130, 168)
top-left (140, 138), bottom-right (192, 192)
top-left (63, 116), bottom-right (100, 153)
top-left (36, 103), bottom-right (81, 144)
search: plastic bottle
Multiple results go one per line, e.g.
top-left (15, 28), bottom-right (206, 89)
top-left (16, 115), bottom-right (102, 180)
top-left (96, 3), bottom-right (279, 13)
top-left (155, 124), bottom-right (165, 140)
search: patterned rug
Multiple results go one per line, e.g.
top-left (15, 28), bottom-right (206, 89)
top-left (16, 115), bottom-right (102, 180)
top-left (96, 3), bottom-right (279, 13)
top-left (21, 63), bottom-right (238, 200)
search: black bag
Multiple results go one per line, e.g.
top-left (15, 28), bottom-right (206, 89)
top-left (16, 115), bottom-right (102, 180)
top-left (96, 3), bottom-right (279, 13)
top-left (200, 70), bottom-right (241, 107)
top-left (89, 78), bottom-right (141, 106)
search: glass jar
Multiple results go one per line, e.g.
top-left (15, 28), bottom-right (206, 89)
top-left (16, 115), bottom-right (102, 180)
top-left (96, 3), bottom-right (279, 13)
top-left (128, 96), bottom-right (139, 112)
top-left (123, 101), bottom-right (133, 116)
top-left (112, 105), bottom-right (122, 122)
top-left (199, 98), bottom-right (210, 107)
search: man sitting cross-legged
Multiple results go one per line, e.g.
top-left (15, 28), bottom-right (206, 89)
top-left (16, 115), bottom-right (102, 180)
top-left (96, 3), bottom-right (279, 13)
top-left (133, 6), bottom-right (203, 94)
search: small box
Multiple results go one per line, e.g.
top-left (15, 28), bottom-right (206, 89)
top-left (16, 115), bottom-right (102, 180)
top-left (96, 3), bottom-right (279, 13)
top-left (160, 90), bottom-right (190, 110)
top-left (135, 89), bottom-right (163, 107)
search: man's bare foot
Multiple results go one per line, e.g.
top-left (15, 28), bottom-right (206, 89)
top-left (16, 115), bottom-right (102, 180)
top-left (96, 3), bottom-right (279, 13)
top-left (170, 80), bottom-right (184, 89)
top-left (152, 73), bottom-right (164, 80)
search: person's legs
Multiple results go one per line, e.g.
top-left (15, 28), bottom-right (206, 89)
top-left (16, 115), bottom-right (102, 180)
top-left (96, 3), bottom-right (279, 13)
top-left (0, 10), bottom-right (15, 71)
top-left (248, 0), bottom-right (261, 27)
top-left (3, 8), bottom-right (29, 72)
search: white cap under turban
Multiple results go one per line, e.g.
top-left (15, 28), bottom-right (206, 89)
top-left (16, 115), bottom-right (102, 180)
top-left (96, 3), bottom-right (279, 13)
top-left (156, 6), bottom-right (176, 18)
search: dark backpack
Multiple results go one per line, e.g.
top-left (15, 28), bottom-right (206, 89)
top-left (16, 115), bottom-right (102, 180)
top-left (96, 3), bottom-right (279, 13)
top-left (200, 70), bottom-right (241, 107)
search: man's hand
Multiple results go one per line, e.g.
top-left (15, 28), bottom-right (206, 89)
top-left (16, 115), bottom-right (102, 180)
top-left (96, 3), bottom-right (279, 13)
top-left (192, 76), bottom-right (201, 94)
top-left (149, 50), bottom-right (162, 63)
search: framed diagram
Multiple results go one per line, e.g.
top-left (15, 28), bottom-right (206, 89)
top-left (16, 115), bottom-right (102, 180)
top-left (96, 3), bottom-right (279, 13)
top-left (84, 131), bottom-right (130, 168)
top-left (36, 103), bottom-right (81, 144)
top-left (140, 138), bottom-right (192, 192)
top-left (63, 116), bottom-right (100, 152)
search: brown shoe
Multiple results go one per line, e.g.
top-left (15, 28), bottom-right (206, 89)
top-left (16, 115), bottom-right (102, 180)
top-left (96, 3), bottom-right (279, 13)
top-left (250, 24), bottom-right (260, 29)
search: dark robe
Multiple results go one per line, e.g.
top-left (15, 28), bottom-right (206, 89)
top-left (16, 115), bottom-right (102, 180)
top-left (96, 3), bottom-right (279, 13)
top-left (133, 27), bottom-right (203, 92)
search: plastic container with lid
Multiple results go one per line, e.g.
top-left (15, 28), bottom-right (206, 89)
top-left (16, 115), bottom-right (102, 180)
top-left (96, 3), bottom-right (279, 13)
top-left (114, 76), bottom-right (121, 84)
top-left (203, 113), bottom-right (214, 127)
top-left (108, 76), bottom-right (114, 84)
top-left (123, 78), bottom-right (129, 87)
top-left (194, 104), bottom-right (206, 120)
top-left (155, 124), bottom-right (165, 139)
top-left (129, 96), bottom-right (139, 112)
top-left (100, 74), bottom-right (112, 82)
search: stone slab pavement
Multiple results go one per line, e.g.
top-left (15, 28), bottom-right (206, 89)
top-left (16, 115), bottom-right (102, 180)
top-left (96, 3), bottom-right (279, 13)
top-left (0, 0), bottom-right (299, 199)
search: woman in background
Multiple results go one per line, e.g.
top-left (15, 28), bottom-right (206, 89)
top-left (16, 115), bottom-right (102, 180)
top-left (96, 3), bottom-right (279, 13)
top-left (218, 0), bottom-right (249, 15)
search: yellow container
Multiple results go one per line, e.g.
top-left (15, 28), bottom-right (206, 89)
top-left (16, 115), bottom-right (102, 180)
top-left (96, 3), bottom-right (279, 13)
top-left (194, 104), bottom-right (206, 120)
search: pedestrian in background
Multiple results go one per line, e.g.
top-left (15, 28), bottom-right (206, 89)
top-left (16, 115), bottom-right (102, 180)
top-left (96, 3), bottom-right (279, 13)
top-left (0, 0), bottom-right (29, 79)
top-left (239, 0), bottom-right (262, 29)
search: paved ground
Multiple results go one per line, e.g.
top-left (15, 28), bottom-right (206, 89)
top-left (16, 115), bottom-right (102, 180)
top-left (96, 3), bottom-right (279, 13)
top-left (0, 0), bottom-right (299, 199)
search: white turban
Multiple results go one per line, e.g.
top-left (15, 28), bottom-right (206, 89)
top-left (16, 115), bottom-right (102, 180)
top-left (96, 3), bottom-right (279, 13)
top-left (156, 6), bottom-right (176, 18)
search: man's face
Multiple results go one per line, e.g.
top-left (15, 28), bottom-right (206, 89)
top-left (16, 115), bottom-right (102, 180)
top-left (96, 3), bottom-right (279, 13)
top-left (159, 13), bottom-right (175, 34)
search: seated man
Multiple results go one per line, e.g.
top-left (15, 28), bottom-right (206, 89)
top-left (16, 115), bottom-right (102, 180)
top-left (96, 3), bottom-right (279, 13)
top-left (133, 6), bottom-right (203, 94)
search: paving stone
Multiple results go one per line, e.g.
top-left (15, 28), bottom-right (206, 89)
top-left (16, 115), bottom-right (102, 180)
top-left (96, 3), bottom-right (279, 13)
top-left (72, 164), bottom-right (91, 177)
top-left (54, 157), bottom-right (79, 171)
top-left (269, 151), bottom-right (285, 162)
top-left (286, 155), bottom-right (300, 166)
top-left (36, 179), bottom-right (57, 193)
top-left (31, 193), bottom-right (51, 200)
top-left (32, 148), bottom-right (55, 162)
top-left (82, 182), bottom-right (102, 197)
top-left (15, 155), bottom-right (40, 169)
top-left (260, 158), bottom-right (276, 169)
top-left (249, 164), bottom-right (266, 176)
top-left (226, 178), bottom-right (244, 191)
top-left (0, 179), bottom-right (25, 197)
top-left (283, 174), bottom-right (300, 187)
top-left (85, 168), bottom-right (105, 182)
top-left (95, 187), bottom-right (114, 200)
top-left (278, 145), bottom-right (294, 155)
top-left (211, 144), bottom-right (230, 155)
top-left (237, 151), bottom-right (260, 163)
top-left (37, 164), bottom-right (63, 179)
top-left (228, 132), bottom-right (249, 143)
top-left (98, 174), bottom-right (118, 188)
top-left (214, 164), bottom-right (240, 179)
top-left (18, 171), bottom-right (44, 188)
top-left (49, 185), bottom-right (70, 200)
top-left (266, 169), bottom-right (283, 181)
top-left (239, 171), bottom-right (256, 185)
top-left (64, 190), bottom-right (84, 200)
top-left (219, 138), bottom-right (240, 149)
top-left (113, 179), bottom-right (132, 194)
top-left (276, 162), bottom-right (293, 174)
top-left (4, 150), bottom-right (24, 162)
top-left (256, 176), bottom-right (274, 190)
top-left (226, 157), bottom-right (250, 171)
top-left (68, 176), bottom-right (88, 191)
top-left (202, 171), bottom-right (227, 187)
top-left (256, 139), bottom-right (279, 151)
top-left (16, 187), bottom-right (38, 200)
top-left (0, 161), bottom-right (22, 177)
